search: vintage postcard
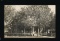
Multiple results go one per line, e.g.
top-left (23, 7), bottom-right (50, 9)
top-left (4, 5), bottom-right (56, 38)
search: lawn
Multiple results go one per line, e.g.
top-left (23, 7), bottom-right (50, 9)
top-left (4, 36), bottom-right (55, 38)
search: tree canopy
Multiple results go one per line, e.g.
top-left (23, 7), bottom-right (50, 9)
top-left (4, 5), bottom-right (15, 26)
top-left (8, 5), bottom-right (53, 27)
top-left (19, 5), bottom-right (53, 28)
top-left (4, 5), bottom-right (55, 33)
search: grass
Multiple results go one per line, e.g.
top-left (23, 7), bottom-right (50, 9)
top-left (4, 35), bottom-right (55, 38)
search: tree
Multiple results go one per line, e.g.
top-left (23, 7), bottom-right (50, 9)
top-left (4, 5), bottom-right (16, 33)
top-left (4, 5), bottom-right (16, 25)
top-left (50, 14), bottom-right (56, 36)
top-left (7, 5), bottom-right (54, 36)
top-left (19, 5), bottom-right (53, 36)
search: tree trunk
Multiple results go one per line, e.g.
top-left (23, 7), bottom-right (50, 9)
top-left (32, 26), bottom-right (34, 36)
top-left (24, 28), bottom-right (25, 35)
top-left (16, 26), bottom-right (17, 36)
top-left (37, 27), bottom-right (39, 37)
top-left (30, 28), bottom-right (31, 35)
top-left (40, 28), bottom-right (43, 36)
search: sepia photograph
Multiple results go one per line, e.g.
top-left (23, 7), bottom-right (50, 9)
top-left (4, 5), bottom-right (56, 38)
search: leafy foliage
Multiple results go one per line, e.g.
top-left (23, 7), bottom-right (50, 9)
top-left (4, 5), bottom-right (55, 34)
top-left (4, 5), bottom-right (15, 26)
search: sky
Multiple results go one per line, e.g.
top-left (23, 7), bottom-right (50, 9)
top-left (48, 5), bottom-right (56, 14)
top-left (12, 5), bottom-right (56, 15)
